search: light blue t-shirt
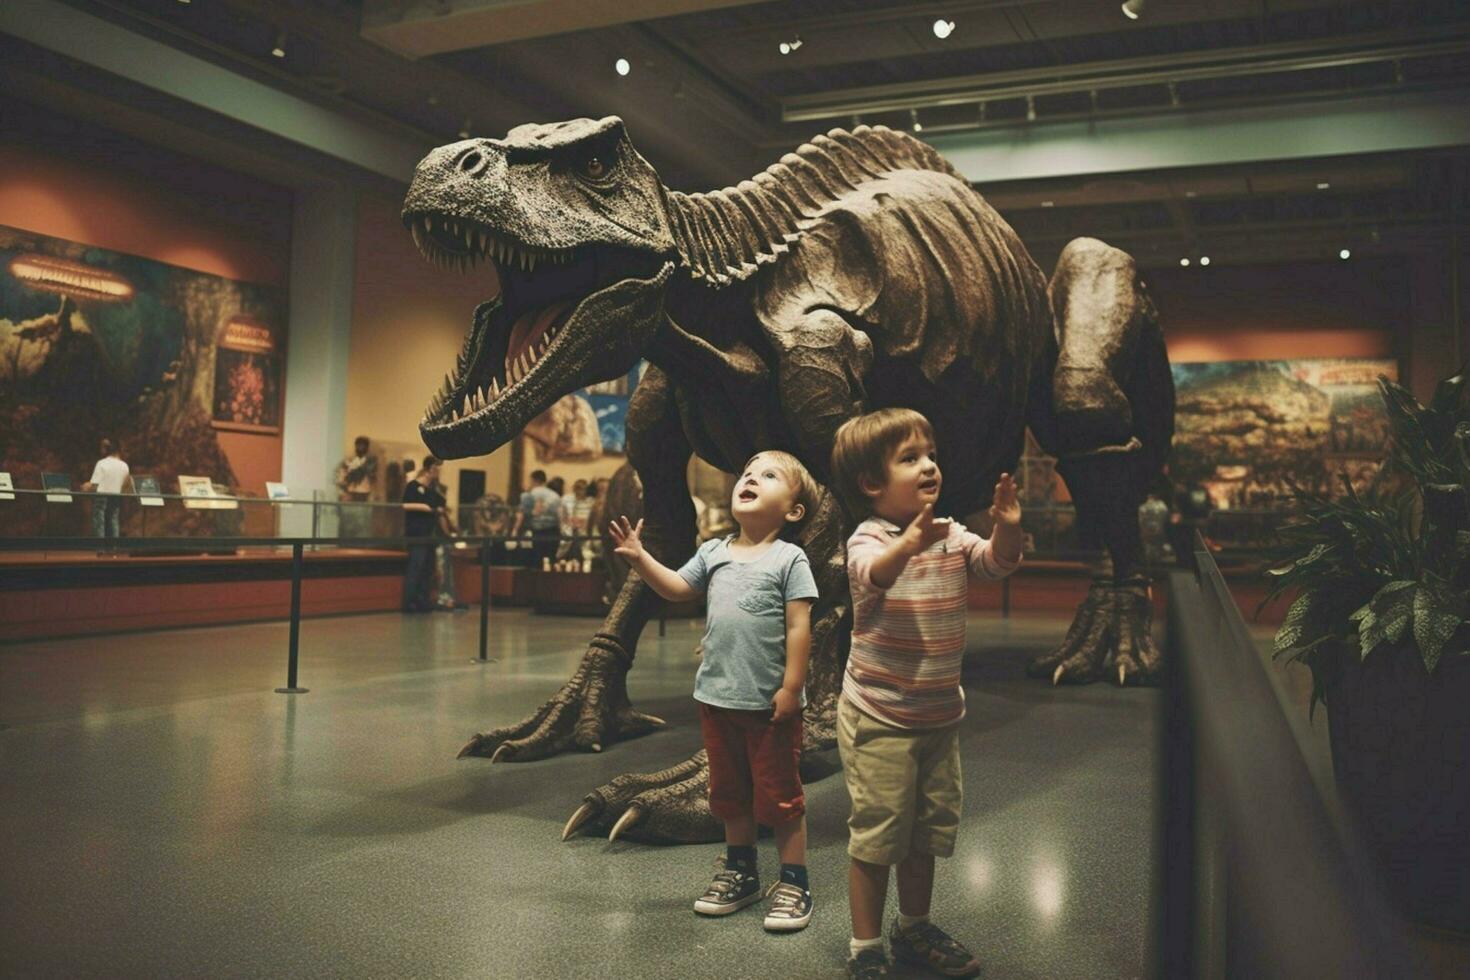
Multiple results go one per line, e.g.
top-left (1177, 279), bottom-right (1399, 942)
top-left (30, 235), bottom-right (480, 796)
top-left (677, 537), bottom-right (820, 711)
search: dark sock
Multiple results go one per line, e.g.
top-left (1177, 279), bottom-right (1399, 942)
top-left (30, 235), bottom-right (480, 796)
top-left (780, 863), bottom-right (809, 890)
top-left (726, 845), bottom-right (757, 876)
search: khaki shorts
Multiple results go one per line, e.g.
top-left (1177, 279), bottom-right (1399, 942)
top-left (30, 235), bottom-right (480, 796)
top-left (837, 695), bottom-right (962, 865)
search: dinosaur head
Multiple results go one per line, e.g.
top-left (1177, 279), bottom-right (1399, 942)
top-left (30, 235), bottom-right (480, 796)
top-left (404, 117), bottom-right (676, 458)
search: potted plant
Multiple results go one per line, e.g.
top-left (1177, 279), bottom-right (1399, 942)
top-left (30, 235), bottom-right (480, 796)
top-left (1266, 368), bottom-right (1470, 931)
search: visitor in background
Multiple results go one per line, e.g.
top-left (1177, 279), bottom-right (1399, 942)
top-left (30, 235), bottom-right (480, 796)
top-left (82, 438), bottom-right (130, 544)
top-left (401, 456), bottom-right (446, 613)
top-left (432, 468), bottom-right (466, 611)
top-left (1138, 492), bottom-right (1171, 565)
top-left (512, 469), bottom-right (562, 568)
top-left (557, 478), bottom-right (587, 561)
top-left (334, 436), bottom-right (377, 539)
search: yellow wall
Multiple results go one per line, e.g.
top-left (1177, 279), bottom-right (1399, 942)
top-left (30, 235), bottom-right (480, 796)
top-left (343, 192), bottom-right (511, 519)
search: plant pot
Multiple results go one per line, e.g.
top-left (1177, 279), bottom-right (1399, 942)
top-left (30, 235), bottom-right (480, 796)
top-left (1325, 640), bottom-right (1470, 932)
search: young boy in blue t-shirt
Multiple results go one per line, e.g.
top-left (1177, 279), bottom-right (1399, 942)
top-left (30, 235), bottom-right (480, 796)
top-left (610, 450), bottom-right (821, 931)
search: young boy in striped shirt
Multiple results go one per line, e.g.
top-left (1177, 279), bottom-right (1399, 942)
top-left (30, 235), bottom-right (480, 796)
top-left (830, 408), bottom-right (1023, 979)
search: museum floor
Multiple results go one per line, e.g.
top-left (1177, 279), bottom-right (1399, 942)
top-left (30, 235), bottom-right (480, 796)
top-left (0, 610), bottom-right (1160, 979)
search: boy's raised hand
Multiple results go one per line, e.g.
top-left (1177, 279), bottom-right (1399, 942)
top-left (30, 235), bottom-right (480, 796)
top-left (609, 516), bottom-right (646, 562)
top-left (903, 503), bottom-right (950, 555)
top-left (989, 472), bottom-right (1022, 526)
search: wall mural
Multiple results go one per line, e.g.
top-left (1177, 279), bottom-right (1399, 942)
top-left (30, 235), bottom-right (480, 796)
top-left (0, 225), bottom-right (285, 535)
top-left (1169, 357), bottom-right (1399, 509)
top-left (522, 362), bottom-right (644, 463)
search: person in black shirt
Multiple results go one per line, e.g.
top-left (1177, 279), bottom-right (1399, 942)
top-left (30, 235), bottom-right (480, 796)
top-left (401, 456), bottom-right (447, 613)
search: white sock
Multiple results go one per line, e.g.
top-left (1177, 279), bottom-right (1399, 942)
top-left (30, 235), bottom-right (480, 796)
top-left (898, 912), bottom-right (929, 931)
top-left (850, 936), bottom-right (884, 960)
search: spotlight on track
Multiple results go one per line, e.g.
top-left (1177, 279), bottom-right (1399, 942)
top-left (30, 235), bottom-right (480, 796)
top-left (910, 108), bottom-right (923, 133)
top-left (778, 36), bottom-right (803, 55)
top-left (271, 30), bottom-right (286, 59)
top-left (1199, 256), bottom-right (1211, 266)
top-left (1121, 0), bottom-right (1145, 20)
top-left (1340, 248), bottom-right (1352, 260)
top-left (1317, 181), bottom-right (1331, 190)
top-left (1026, 95), bottom-right (1036, 122)
top-left (458, 117), bottom-right (472, 139)
top-left (1180, 257), bottom-right (1191, 267)
top-left (615, 57), bottom-right (631, 76)
top-left (933, 19), bottom-right (956, 39)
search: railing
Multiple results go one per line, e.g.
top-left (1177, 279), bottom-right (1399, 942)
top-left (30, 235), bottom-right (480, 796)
top-left (1159, 532), bottom-right (1413, 977)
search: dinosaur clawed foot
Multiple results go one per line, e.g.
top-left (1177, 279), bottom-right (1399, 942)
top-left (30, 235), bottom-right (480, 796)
top-left (561, 750), bottom-right (721, 845)
top-left (457, 638), bottom-right (665, 762)
top-left (1027, 576), bottom-right (1162, 686)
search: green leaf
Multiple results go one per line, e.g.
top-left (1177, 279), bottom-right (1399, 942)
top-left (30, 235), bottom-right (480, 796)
top-left (1412, 585), bottom-right (1466, 674)
top-left (1275, 591), bottom-right (1322, 655)
top-left (1355, 581), bottom-right (1417, 657)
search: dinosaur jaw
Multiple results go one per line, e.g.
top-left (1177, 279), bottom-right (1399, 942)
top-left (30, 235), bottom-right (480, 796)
top-left (409, 211), bottom-right (672, 459)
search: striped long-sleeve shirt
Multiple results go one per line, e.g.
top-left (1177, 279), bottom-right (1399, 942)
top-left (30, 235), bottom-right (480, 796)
top-left (843, 516), bottom-right (1021, 729)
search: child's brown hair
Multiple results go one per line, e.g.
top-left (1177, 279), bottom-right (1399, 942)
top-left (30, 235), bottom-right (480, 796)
top-left (743, 450), bottom-right (821, 539)
top-left (830, 408), bottom-right (935, 518)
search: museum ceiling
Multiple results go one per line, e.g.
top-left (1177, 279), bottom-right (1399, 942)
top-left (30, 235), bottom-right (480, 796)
top-left (33, 0), bottom-right (1470, 268)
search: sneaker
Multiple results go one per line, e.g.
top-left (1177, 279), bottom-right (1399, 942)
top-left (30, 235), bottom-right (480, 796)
top-left (692, 861), bottom-right (762, 916)
top-left (846, 947), bottom-right (890, 978)
top-left (889, 919), bottom-right (980, 978)
top-left (762, 880), bottom-right (813, 931)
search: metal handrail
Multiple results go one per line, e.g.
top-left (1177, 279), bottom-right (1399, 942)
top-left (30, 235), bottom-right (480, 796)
top-left (1159, 532), bottom-right (1412, 977)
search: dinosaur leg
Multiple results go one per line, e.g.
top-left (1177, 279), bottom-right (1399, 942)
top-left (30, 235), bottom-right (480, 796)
top-left (458, 366), bottom-right (696, 761)
top-left (1028, 238), bottom-right (1174, 686)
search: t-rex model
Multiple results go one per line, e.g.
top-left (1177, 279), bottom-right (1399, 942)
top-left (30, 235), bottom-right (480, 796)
top-left (403, 117), bottom-right (1174, 844)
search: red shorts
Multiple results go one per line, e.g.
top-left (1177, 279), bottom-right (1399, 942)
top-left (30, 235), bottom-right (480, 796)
top-left (699, 703), bottom-right (805, 826)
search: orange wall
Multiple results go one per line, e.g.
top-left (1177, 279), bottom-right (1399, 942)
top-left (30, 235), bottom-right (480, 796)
top-left (1152, 258), bottom-right (1402, 363)
top-left (0, 108), bottom-right (293, 491)
top-left (344, 191), bottom-right (513, 516)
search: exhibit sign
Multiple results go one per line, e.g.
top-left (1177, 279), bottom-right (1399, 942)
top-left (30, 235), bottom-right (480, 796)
top-left (212, 315), bottom-right (282, 433)
top-left (178, 474), bottom-right (217, 509)
top-left (133, 475), bottom-right (164, 507)
top-left (0, 471), bottom-right (12, 500)
top-left (42, 472), bottom-right (72, 503)
top-left (265, 482), bottom-right (290, 500)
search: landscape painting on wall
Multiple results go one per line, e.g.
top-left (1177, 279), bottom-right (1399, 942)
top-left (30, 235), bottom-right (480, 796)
top-left (522, 363), bottom-right (645, 464)
top-left (0, 224), bottom-right (286, 535)
top-left (1169, 357), bottom-right (1400, 509)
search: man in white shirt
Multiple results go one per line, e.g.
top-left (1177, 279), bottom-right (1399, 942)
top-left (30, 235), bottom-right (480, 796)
top-left (82, 438), bottom-right (130, 542)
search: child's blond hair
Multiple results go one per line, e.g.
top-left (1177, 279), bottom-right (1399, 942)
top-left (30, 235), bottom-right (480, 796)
top-left (830, 408), bottom-right (935, 519)
top-left (743, 450), bottom-right (821, 538)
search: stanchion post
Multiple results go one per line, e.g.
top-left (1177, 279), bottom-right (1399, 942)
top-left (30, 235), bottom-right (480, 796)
top-left (276, 541), bottom-right (309, 693)
top-left (475, 539), bottom-right (495, 663)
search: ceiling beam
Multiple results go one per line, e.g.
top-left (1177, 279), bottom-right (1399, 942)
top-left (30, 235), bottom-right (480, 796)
top-left (2, 0), bottom-right (427, 183)
top-left (360, 0), bottom-right (775, 59)
top-left (781, 27), bottom-right (1469, 122)
top-left (926, 89), bottom-right (1470, 185)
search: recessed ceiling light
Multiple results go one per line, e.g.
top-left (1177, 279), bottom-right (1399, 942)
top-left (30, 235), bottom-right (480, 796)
top-left (1121, 0), bottom-right (1145, 20)
top-left (458, 117), bottom-right (472, 139)
top-left (1184, 190), bottom-right (1197, 198)
top-left (1317, 181), bottom-right (1331, 190)
top-left (1199, 256), bottom-right (1211, 266)
top-left (271, 30), bottom-right (286, 58)
top-left (1340, 248), bottom-right (1352, 260)
top-left (615, 57), bottom-right (630, 76)
top-left (1180, 257), bottom-right (1191, 267)
top-left (1040, 200), bottom-right (1055, 208)
top-left (910, 108), bottom-right (923, 133)
top-left (779, 36), bottom-right (803, 55)
top-left (933, 19), bottom-right (955, 40)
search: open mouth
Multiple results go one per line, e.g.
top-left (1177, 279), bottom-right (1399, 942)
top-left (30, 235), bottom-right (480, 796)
top-left (737, 489), bottom-right (758, 502)
top-left (405, 211), bottom-right (671, 433)
top-left (918, 479), bottom-right (939, 493)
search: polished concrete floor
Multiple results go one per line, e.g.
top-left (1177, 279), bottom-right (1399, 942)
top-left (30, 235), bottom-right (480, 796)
top-left (0, 609), bottom-right (1159, 979)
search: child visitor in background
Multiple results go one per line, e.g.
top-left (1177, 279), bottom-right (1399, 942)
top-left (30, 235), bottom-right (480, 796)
top-left (609, 450), bottom-right (821, 932)
top-left (830, 408), bottom-right (1023, 979)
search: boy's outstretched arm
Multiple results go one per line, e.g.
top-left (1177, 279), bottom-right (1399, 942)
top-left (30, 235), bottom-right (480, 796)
top-left (772, 599), bottom-right (812, 722)
top-left (988, 473), bottom-right (1024, 566)
top-left (609, 516), bottom-right (700, 602)
top-left (862, 503), bottom-right (950, 589)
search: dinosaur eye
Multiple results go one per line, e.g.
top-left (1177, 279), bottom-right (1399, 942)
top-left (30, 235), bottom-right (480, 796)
top-left (582, 156), bottom-right (607, 179)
